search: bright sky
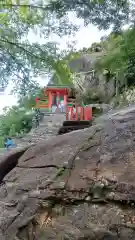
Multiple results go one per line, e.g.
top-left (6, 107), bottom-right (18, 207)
top-left (0, 15), bottom-right (110, 113)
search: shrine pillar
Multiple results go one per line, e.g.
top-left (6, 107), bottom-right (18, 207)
top-left (64, 94), bottom-right (67, 105)
top-left (48, 91), bottom-right (52, 109)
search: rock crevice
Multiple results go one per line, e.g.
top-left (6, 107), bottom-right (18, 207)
top-left (0, 147), bottom-right (28, 184)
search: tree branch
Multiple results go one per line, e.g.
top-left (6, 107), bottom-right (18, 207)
top-left (0, 38), bottom-right (48, 61)
top-left (0, 3), bottom-right (47, 11)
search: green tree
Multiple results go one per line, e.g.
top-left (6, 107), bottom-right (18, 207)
top-left (0, 90), bottom-right (38, 144)
top-left (17, 87), bottom-right (43, 109)
top-left (97, 28), bottom-right (135, 90)
top-left (0, 0), bottom-right (77, 93)
top-left (47, 0), bottom-right (130, 30)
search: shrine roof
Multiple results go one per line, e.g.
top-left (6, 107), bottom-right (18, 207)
top-left (46, 84), bottom-right (74, 89)
top-left (45, 84), bottom-right (75, 93)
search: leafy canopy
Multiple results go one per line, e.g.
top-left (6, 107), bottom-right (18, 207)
top-left (0, 86), bottom-right (45, 148)
top-left (97, 28), bottom-right (135, 88)
top-left (47, 0), bottom-right (130, 30)
top-left (0, 0), bottom-right (77, 93)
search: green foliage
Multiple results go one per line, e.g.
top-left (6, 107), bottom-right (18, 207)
top-left (0, 0), bottom-right (77, 93)
top-left (0, 88), bottom-right (45, 147)
top-left (50, 52), bottom-right (81, 84)
top-left (51, 60), bottom-right (73, 84)
top-left (18, 87), bottom-right (44, 108)
top-left (0, 136), bottom-right (4, 149)
top-left (0, 107), bottom-right (33, 137)
top-left (47, 0), bottom-right (130, 31)
top-left (97, 28), bottom-right (135, 89)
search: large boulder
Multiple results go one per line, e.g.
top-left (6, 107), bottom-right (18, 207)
top-left (1, 108), bottom-right (135, 239)
top-left (68, 53), bottom-right (115, 99)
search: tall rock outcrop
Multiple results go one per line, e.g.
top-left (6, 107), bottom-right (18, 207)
top-left (0, 106), bottom-right (135, 239)
top-left (69, 52), bottom-right (115, 99)
top-left (48, 50), bottom-right (115, 101)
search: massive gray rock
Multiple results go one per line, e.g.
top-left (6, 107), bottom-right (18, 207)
top-left (1, 107), bottom-right (135, 239)
top-left (69, 53), bottom-right (115, 99)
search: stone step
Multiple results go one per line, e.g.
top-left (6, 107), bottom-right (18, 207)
top-left (15, 113), bottom-right (66, 146)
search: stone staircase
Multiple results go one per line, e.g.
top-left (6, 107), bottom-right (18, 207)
top-left (15, 113), bottom-right (66, 148)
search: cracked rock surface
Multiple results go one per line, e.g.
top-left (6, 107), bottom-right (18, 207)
top-left (1, 109), bottom-right (135, 239)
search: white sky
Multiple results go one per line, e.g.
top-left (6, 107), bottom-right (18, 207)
top-left (0, 16), bottom-right (110, 113)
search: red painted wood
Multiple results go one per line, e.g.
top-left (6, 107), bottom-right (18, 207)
top-left (80, 107), bottom-right (83, 120)
top-left (84, 107), bottom-right (92, 120)
top-left (66, 106), bottom-right (92, 121)
top-left (45, 88), bottom-right (69, 94)
top-left (35, 97), bottom-right (39, 103)
top-left (75, 106), bottom-right (78, 120)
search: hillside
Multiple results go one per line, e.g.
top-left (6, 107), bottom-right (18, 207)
top-left (49, 28), bottom-right (135, 108)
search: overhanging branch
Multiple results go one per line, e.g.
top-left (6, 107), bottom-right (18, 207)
top-left (0, 38), bottom-right (49, 62)
top-left (0, 3), bottom-right (47, 11)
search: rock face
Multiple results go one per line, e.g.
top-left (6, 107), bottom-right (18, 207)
top-left (69, 53), bottom-right (115, 99)
top-left (1, 108), bottom-right (135, 239)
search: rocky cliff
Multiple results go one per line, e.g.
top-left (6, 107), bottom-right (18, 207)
top-left (1, 106), bottom-right (135, 239)
top-left (69, 52), bottom-right (115, 99)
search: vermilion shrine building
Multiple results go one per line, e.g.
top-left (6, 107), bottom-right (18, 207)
top-left (35, 85), bottom-right (73, 110)
top-left (35, 85), bottom-right (92, 120)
